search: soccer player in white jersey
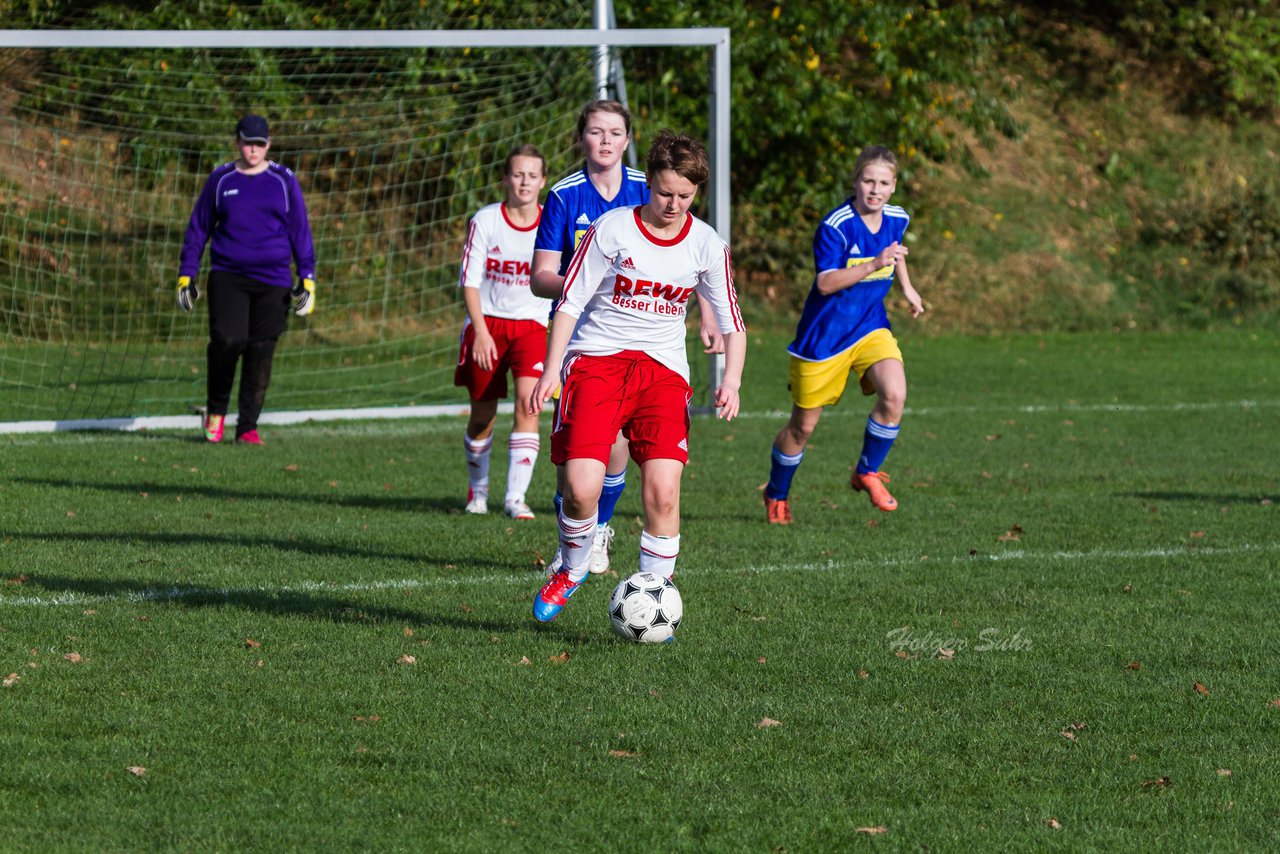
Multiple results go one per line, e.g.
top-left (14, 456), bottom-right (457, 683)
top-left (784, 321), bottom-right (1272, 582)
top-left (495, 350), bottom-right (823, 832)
top-left (454, 144), bottom-right (550, 520)
top-left (531, 99), bottom-right (724, 575)
top-left (530, 100), bottom-right (650, 573)
top-left (527, 130), bottom-right (746, 623)
top-left (763, 145), bottom-right (925, 524)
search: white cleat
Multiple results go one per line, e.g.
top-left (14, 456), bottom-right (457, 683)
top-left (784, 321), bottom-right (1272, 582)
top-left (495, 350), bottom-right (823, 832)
top-left (504, 498), bottom-right (535, 521)
top-left (465, 488), bottom-right (488, 515)
top-left (589, 523), bottom-right (614, 574)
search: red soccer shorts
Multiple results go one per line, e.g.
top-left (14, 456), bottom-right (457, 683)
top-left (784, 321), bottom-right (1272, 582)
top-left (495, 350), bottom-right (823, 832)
top-left (453, 315), bottom-right (548, 402)
top-left (550, 350), bottom-right (692, 466)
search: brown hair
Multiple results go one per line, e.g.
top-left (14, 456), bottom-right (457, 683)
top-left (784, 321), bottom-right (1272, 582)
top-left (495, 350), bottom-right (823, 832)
top-left (504, 143), bottom-right (545, 176)
top-left (852, 145), bottom-right (897, 183)
top-left (575, 99), bottom-right (633, 140)
top-left (644, 130), bottom-right (709, 187)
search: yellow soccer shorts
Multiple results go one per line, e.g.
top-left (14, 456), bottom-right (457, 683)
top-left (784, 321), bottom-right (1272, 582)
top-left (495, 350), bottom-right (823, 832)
top-left (788, 328), bottom-right (903, 409)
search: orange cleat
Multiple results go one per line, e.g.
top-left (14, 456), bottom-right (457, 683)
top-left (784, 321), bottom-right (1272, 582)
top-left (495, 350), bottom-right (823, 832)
top-left (851, 471), bottom-right (898, 512)
top-left (764, 495), bottom-right (793, 525)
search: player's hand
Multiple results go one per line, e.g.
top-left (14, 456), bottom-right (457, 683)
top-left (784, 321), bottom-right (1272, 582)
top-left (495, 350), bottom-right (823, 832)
top-left (472, 329), bottom-right (498, 372)
top-left (528, 370), bottom-right (560, 416)
top-left (877, 242), bottom-right (907, 269)
top-left (292, 278), bottom-right (316, 316)
top-left (714, 381), bottom-right (741, 421)
top-left (176, 276), bottom-right (199, 312)
top-left (700, 322), bottom-right (725, 354)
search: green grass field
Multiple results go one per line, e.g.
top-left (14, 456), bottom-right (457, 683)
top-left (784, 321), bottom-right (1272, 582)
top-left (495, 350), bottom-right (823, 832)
top-left (2, 329), bottom-right (1278, 850)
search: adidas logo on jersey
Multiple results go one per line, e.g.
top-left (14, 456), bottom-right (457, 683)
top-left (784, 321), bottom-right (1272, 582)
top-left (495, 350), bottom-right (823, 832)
top-left (677, 438), bottom-right (688, 451)
top-left (851, 243), bottom-right (861, 255)
top-left (516, 457), bottom-right (533, 467)
top-left (488, 245), bottom-right (501, 255)
top-left (619, 256), bottom-right (636, 270)
top-left (575, 214), bottom-right (590, 225)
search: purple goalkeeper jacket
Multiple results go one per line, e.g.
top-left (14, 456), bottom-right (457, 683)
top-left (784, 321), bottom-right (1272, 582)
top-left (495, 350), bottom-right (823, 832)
top-left (179, 161), bottom-right (316, 289)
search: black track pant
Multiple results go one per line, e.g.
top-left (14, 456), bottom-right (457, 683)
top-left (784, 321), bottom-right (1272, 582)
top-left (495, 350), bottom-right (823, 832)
top-left (206, 271), bottom-right (291, 436)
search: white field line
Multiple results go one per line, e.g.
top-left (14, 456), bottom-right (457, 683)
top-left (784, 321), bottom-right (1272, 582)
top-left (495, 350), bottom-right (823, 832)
top-left (3, 542), bottom-right (1275, 608)
top-left (3, 397), bottom-right (1277, 442)
top-left (736, 398), bottom-right (1279, 419)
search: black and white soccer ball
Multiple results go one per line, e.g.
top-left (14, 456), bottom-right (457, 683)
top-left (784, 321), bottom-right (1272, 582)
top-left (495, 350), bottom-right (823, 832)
top-left (608, 572), bottom-right (683, 643)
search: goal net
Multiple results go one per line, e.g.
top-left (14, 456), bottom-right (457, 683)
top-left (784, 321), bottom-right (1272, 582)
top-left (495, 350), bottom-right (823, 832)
top-left (0, 20), bottom-right (729, 431)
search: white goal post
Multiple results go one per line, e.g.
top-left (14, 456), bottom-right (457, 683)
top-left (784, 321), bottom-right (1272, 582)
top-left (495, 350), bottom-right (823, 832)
top-left (0, 25), bottom-right (730, 433)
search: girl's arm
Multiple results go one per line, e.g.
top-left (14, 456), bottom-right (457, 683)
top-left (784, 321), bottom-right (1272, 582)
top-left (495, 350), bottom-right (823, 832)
top-left (527, 309), bottom-right (575, 415)
top-left (896, 257), bottom-right (925, 317)
top-left (530, 249), bottom-right (565, 299)
top-left (714, 330), bottom-right (747, 421)
top-left (814, 242), bottom-right (908, 295)
top-left (461, 287), bottom-right (497, 371)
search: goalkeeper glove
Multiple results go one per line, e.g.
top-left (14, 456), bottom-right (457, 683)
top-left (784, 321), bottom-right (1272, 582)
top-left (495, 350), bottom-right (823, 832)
top-left (292, 277), bottom-right (316, 316)
top-left (176, 276), bottom-right (199, 312)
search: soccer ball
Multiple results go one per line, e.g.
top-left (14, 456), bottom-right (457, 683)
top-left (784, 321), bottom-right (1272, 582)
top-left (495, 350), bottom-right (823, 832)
top-left (608, 572), bottom-right (683, 643)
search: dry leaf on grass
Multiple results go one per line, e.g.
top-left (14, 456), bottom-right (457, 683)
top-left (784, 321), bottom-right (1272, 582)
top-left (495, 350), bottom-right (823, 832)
top-left (244, 638), bottom-right (261, 649)
top-left (1216, 769), bottom-right (1232, 776)
top-left (997, 524), bottom-right (1023, 543)
top-left (126, 766), bottom-right (146, 777)
top-left (857, 670), bottom-right (870, 679)
top-left (938, 648), bottom-right (956, 660)
top-left (2, 673), bottom-right (19, 687)
top-left (1194, 681), bottom-right (1211, 697)
top-left (855, 826), bottom-right (887, 835)
top-left (5, 574), bottom-right (27, 585)
top-left (1268, 698), bottom-right (1280, 708)
top-left (516, 656), bottom-right (532, 666)
top-left (608, 749), bottom-right (640, 759)
top-left (353, 715), bottom-right (381, 723)
top-left (756, 717), bottom-right (783, 728)
top-left (1126, 661), bottom-right (1141, 670)
top-left (63, 652), bottom-right (83, 663)
top-left (397, 655), bottom-right (417, 665)
top-left (548, 651), bottom-right (570, 664)
top-left (1047, 818), bottom-right (1062, 830)
top-left (1141, 776), bottom-right (1173, 790)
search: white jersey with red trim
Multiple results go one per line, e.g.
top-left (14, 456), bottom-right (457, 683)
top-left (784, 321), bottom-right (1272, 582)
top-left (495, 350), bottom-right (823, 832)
top-left (558, 205), bottom-right (745, 381)
top-left (458, 202), bottom-right (550, 323)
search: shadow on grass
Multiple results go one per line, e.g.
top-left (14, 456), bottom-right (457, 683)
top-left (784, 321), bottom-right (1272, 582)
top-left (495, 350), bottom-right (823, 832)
top-left (3, 530), bottom-right (508, 571)
top-left (12, 476), bottom-right (465, 516)
top-left (1120, 490), bottom-right (1278, 505)
top-left (18, 571), bottom-right (514, 632)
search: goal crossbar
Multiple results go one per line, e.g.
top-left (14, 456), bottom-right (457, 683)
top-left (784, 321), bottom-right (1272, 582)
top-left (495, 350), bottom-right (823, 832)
top-left (0, 27), bottom-right (731, 434)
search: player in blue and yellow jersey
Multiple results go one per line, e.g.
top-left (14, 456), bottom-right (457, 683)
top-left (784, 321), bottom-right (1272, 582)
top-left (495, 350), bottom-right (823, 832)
top-left (530, 100), bottom-right (650, 574)
top-left (763, 145), bottom-right (924, 523)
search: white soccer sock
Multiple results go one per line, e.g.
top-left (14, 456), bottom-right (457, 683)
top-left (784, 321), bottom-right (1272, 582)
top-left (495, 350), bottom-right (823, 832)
top-left (558, 511), bottom-right (598, 583)
top-left (639, 530), bottom-right (680, 579)
top-left (505, 432), bottom-right (539, 503)
top-left (463, 432), bottom-right (492, 494)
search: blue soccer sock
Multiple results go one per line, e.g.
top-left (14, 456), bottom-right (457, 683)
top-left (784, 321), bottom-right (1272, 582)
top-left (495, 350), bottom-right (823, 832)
top-left (598, 471), bottom-right (627, 525)
top-left (856, 417), bottom-right (900, 474)
top-left (553, 490), bottom-right (563, 517)
top-left (765, 445), bottom-right (804, 500)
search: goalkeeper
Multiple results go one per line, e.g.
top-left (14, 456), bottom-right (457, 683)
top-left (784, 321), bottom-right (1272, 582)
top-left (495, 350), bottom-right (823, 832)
top-left (176, 114), bottom-right (317, 445)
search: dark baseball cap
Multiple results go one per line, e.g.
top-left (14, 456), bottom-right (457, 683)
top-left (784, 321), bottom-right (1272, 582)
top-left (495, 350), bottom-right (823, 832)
top-left (235, 114), bottom-right (270, 143)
